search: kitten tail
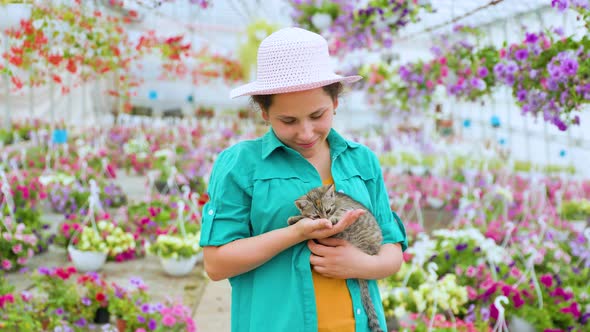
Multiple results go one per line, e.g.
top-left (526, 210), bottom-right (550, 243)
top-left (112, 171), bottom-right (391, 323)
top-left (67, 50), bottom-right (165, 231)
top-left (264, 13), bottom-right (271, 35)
top-left (359, 279), bottom-right (384, 332)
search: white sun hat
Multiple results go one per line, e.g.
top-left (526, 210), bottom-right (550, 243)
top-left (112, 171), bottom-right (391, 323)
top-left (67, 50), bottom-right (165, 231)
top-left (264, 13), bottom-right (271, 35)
top-left (229, 27), bottom-right (362, 99)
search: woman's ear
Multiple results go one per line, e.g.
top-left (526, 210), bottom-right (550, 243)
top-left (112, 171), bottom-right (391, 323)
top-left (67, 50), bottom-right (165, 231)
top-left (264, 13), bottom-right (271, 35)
top-left (261, 110), bottom-right (269, 122)
top-left (332, 98), bottom-right (339, 111)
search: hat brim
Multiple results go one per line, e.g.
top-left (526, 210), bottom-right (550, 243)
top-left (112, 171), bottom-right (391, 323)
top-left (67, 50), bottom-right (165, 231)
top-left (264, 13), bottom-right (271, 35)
top-left (229, 75), bottom-right (363, 99)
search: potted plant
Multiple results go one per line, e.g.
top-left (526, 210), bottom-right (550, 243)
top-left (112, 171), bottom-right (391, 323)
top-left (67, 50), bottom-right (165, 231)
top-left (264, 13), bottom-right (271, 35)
top-left (67, 224), bottom-right (108, 272)
top-left (560, 199), bottom-right (590, 232)
top-left (30, 266), bottom-right (80, 330)
top-left (0, 219), bottom-right (38, 272)
top-left (149, 232), bottom-right (201, 276)
top-left (108, 277), bottom-right (150, 332)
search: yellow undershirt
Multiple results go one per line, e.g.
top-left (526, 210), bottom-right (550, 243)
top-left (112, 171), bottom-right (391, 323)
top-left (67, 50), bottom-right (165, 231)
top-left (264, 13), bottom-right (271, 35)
top-left (312, 177), bottom-right (355, 332)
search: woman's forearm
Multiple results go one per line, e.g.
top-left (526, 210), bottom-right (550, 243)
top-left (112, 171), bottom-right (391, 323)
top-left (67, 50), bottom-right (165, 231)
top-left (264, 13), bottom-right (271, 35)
top-left (355, 243), bottom-right (403, 280)
top-left (203, 225), bottom-right (305, 281)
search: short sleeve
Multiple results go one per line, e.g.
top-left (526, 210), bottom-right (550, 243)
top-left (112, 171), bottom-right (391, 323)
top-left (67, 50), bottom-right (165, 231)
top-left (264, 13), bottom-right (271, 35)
top-left (199, 149), bottom-right (252, 247)
top-left (370, 154), bottom-right (408, 252)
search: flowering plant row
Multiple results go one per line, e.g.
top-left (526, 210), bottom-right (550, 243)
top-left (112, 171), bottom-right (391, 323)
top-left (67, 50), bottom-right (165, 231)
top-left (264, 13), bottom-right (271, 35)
top-left (356, 1), bottom-right (590, 130)
top-left (0, 267), bottom-right (196, 331)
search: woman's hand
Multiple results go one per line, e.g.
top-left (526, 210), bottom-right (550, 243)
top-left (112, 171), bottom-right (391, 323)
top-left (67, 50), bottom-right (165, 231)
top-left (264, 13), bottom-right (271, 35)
top-left (308, 237), bottom-right (372, 279)
top-left (292, 209), bottom-right (365, 241)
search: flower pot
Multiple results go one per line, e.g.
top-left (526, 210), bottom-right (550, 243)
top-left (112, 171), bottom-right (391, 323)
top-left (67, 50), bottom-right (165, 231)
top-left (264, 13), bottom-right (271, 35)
top-left (0, 4), bottom-right (32, 31)
top-left (116, 318), bottom-right (127, 332)
top-left (509, 316), bottom-right (535, 332)
top-left (427, 197), bottom-right (444, 209)
top-left (154, 180), bottom-right (169, 194)
top-left (159, 254), bottom-right (199, 277)
top-left (569, 219), bottom-right (588, 233)
top-left (67, 245), bottom-right (107, 272)
top-left (94, 307), bottom-right (110, 324)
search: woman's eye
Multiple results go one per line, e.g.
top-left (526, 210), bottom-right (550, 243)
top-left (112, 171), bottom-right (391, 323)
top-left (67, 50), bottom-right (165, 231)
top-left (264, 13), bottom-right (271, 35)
top-left (311, 112), bottom-right (324, 119)
top-left (282, 119), bottom-right (295, 124)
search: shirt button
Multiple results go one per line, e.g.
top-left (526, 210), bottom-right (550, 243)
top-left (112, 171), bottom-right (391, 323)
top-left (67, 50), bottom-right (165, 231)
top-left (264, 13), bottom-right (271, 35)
top-left (356, 308), bottom-right (361, 315)
top-left (208, 209), bottom-right (214, 216)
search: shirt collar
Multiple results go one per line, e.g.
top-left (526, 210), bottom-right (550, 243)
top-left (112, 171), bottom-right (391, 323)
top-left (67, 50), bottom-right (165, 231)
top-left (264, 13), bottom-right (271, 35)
top-left (261, 128), bottom-right (359, 160)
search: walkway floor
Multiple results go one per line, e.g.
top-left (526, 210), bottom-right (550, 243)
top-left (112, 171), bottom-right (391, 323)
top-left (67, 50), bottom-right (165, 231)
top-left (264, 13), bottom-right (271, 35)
top-left (194, 279), bottom-right (232, 332)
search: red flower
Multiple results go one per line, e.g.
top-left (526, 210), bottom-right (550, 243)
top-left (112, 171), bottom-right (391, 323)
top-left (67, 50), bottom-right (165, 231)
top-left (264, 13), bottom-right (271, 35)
top-left (95, 292), bottom-right (106, 302)
top-left (11, 76), bottom-right (23, 90)
top-left (66, 59), bottom-right (77, 73)
top-left (47, 54), bottom-right (62, 66)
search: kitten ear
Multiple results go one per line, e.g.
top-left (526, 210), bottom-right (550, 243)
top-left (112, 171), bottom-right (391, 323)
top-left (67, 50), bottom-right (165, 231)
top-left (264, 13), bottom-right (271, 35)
top-left (325, 184), bottom-right (335, 195)
top-left (295, 199), bottom-right (309, 210)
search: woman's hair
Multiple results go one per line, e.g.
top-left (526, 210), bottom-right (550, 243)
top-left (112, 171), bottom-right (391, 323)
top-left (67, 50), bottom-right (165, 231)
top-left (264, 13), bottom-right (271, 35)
top-left (250, 82), bottom-right (343, 112)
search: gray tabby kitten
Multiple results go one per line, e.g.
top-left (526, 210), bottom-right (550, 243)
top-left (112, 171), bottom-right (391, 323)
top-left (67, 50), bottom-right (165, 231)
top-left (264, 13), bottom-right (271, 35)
top-left (287, 184), bottom-right (384, 332)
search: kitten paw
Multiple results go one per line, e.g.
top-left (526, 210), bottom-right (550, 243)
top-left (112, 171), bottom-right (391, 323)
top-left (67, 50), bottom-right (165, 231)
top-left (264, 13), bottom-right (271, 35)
top-left (287, 215), bottom-right (304, 225)
top-left (329, 216), bottom-right (340, 225)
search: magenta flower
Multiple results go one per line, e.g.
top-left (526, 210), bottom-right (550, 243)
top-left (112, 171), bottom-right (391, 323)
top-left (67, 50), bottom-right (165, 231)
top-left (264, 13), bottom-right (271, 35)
top-left (539, 273), bottom-right (553, 288)
top-left (162, 314), bottom-right (176, 326)
top-left (512, 292), bottom-right (525, 308)
top-left (560, 302), bottom-right (581, 318)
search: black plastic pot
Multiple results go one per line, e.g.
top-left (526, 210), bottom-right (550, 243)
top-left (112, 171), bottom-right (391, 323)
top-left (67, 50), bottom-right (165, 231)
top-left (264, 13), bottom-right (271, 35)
top-left (94, 307), bottom-right (110, 324)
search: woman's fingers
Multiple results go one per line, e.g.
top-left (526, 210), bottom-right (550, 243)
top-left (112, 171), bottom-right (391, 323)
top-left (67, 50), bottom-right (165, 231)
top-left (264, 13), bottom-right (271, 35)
top-left (333, 209), bottom-right (365, 233)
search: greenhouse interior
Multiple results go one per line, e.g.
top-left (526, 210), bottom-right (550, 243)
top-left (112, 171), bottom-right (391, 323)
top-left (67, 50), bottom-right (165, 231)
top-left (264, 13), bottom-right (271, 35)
top-left (1, 0), bottom-right (590, 331)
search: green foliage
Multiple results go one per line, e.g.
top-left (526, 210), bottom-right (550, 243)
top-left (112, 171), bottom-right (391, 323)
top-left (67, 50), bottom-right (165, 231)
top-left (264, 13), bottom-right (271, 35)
top-left (560, 199), bottom-right (590, 220)
top-left (237, 20), bottom-right (280, 80)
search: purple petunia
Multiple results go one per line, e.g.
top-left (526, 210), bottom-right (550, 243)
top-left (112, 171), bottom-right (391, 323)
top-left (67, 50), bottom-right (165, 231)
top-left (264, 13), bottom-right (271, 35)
top-left (75, 318), bottom-right (87, 327)
top-left (477, 67), bottom-right (488, 78)
top-left (455, 243), bottom-right (468, 251)
top-left (55, 307), bottom-right (64, 315)
top-left (517, 89), bottom-right (528, 102)
top-left (82, 297), bottom-right (91, 306)
top-left (148, 318), bottom-right (157, 330)
top-left (552, 0), bottom-right (569, 11)
top-left (471, 78), bottom-right (486, 91)
top-left (514, 49), bottom-right (529, 61)
top-left (525, 32), bottom-right (538, 43)
top-left (130, 277), bottom-right (145, 287)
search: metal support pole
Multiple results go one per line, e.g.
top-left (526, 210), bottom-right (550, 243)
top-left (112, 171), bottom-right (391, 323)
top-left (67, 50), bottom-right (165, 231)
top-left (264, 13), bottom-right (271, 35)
top-left (3, 35), bottom-right (11, 130)
top-left (502, 21), bottom-right (512, 154)
top-left (29, 74), bottom-right (34, 120)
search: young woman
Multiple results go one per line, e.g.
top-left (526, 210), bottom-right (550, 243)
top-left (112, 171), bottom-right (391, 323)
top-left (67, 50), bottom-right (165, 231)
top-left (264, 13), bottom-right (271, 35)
top-left (199, 27), bottom-right (407, 332)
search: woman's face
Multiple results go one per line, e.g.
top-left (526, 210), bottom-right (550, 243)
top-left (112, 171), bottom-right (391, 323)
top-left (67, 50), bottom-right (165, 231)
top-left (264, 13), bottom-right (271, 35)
top-left (262, 87), bottom-right (337, 159)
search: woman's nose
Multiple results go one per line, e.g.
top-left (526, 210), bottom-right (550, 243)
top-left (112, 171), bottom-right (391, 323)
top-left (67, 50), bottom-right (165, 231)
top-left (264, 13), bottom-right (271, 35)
top-left (299, 121), bottom-right (314, 140)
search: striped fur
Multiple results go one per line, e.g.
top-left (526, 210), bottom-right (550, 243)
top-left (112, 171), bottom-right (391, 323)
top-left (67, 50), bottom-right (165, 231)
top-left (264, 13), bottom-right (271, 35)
top-left (288, 184), bottom-right (384, 332)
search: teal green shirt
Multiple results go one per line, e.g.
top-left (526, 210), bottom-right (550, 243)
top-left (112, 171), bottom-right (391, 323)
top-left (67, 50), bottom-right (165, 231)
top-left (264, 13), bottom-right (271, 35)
top-left (200, 128), bottom-right (408, 332)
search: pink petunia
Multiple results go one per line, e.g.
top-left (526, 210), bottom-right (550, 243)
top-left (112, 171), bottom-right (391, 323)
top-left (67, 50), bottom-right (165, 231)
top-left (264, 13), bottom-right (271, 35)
top-left (12, 244), bottom-right (22, 254)
top-left (465, 266), bottom-right (477, 278)
top-left (162, 314), bottom-right (176, 326)
top-left (1, 259), bottom-right (12, 270)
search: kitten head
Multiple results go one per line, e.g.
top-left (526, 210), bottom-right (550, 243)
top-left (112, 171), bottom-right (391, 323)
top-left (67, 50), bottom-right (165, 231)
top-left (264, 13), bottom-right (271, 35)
top-left (294, 184), bottom-right (337, 219)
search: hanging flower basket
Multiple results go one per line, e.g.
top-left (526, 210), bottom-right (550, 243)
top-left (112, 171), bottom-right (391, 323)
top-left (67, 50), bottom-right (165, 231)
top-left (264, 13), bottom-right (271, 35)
top-left (148, 201), bottom-right (202, 276)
